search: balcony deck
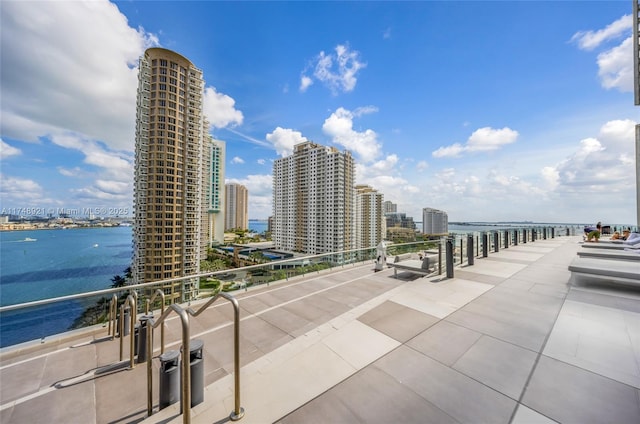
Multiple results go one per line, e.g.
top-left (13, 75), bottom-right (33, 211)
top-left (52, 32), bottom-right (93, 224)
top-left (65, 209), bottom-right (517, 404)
top-left (1, 235), bottom-right (639, 423)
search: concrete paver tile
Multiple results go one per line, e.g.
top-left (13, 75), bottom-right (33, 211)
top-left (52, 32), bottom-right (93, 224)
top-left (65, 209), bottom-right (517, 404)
top-left (407, 320), bottom-right (482, 367)
top-left (374, 345), bottom-right (516, 423)
top-left (522, 355), bottom-right (640, 423)
top-left (452, 335), bottom-right (538, 399)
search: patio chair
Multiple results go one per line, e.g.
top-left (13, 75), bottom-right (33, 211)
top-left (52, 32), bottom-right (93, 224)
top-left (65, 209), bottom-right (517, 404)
top-left (581, 241), bottom-right (640, 250)
top-left (568, 257), bottom-right (640, 287)
top-left (577, 248), bottom-right (640, 262)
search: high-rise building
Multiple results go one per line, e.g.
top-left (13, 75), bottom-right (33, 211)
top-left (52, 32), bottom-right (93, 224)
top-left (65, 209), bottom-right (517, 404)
top-left (208, 139), bottom-right (226, 245)
top-left (383, 201), bottom-right (397, 214)
top-left (422, 207), bottom-right (448, 235)
top-left (355, 185), bottom-right (385, 248)
top-left (132, 47), bottom-right (212, 303)
top-left (385, 212), bottom-right (416, 230)
top-left (273, 141), bottom-right (355, 255)
top-left (225, 183), bottom-right (248, 231)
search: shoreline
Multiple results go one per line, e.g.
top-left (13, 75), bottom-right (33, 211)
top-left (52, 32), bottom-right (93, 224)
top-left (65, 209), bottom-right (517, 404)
top-left (0, 223), bottom-right (129, 232)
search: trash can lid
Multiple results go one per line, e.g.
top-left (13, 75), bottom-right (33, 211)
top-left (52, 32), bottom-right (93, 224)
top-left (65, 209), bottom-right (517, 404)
top-left (139, 314), bottom-right (154, 322)
top-left (159, 349), bottom-right (180, 363)
top-left (189, 339), bottom-right (204, 353)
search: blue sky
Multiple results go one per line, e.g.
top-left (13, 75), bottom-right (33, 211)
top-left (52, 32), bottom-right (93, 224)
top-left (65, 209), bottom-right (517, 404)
top-left (1, 1), bottom-right (637, 225)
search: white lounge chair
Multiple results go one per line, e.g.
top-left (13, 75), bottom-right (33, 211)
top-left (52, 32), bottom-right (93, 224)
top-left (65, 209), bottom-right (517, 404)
top-left (389, 255), bottom-right (438, 279)
top-left (577, 248), bottom-right (640, 262)
top-left (568, 257), bottom-right (640, 287)
top-left (581, 241), bottom-right (640, 250)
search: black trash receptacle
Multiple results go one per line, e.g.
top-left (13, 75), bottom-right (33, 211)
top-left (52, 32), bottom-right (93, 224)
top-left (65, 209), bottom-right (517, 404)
top-left (159, 350), bottom-right (180, 410)
top-left (189, 339), bottom-right (204, 407)
top-left (137, 315), bottom-right (153, 363)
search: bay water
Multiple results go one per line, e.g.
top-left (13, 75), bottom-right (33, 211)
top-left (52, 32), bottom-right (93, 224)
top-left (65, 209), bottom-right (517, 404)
top-left (0, 226), bottom-right (132, 347)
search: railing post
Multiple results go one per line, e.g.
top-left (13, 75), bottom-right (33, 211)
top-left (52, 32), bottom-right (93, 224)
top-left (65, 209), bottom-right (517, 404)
top-left (119, 304), bottom-right (125, 361)
top-left (179, 309), bottom-right (191, 424)
top-left (467, 234), bottom-right (474, 266)
top-left (108, 294), bottom-right (117, 338)
top-left (445, 238), bottom-right (454, 278)
top-left (482, 233), bottom-right (488, 257)
top-left (146, 317), bottom-right (154, 417)
top-left (493, 232), bottom-right (499, 253)
top-left (221, 293), bottom-right (245, 421)
top-left (523, 229), bottom-right (527, 243)
top-left (504, 230), bottom-right (509, 249)
top-left (128, 296), bottom-right (136, 369)
top-left (514, 230), bottom-right (518, 246)
top-left (438, 239), bottom-right (443, 275)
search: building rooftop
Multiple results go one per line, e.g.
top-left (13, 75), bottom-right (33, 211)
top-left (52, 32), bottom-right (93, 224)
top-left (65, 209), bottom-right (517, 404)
top-left (1, 235), bottom-right (639, 423)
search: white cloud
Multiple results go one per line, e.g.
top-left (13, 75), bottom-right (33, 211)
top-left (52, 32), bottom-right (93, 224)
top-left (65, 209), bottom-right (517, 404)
top-left (0, 174), bottom-right (49, 203)
top-left (432, 143), bottom-right (465, 158)
top-left (541, 119), bottom-right (636, 196)
top-left (0, 139), bottom-right (21, 159)
top-left (597, 119), bottom-right (636, 151)
top-left (370, 154), bottom-right (399, 174)
top-left (432, 127), bottom-right (518, 158)
top-left (231, 156), bottom-right (245, 164)
top-left (203, 86), bottom-right (244, 129)
top-left (257, 159), bottom-right (266, 165)
top-left (48, 133), bottom-right (133, 203)
top-left (58, 167), bottom-right (84, 178)
top-left (322, 107), bottom-right (381, 163)
top-left (467, 127), bottom-right (519, 152)
top-left (570, 14), bottom-right (631, 51)
top-left (299, 75), bottom-right (313, 93)
top-left (266, 127), bottom-right (307, 158)
top-left (541, 166), bottom-right (560, 190)
top-left (0, 0), bottom-right (158, 150)
top-left (571, 15), bottom-right (634, 93)
top-left (301, 44), bottom-right (366, 95)
top-left (94, 179), bottom-right (130, 195)
top-left (597, 37), bottom-right (634, 92)
top-left (416, 161), bottom-right (428, 172)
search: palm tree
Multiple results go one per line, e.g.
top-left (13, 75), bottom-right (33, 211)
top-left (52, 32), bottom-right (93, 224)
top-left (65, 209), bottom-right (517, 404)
top-left (110, 274), bottom-right (127, 288)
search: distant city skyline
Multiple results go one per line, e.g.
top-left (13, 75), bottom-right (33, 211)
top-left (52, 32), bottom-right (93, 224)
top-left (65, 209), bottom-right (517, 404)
top-left (0, 1), bottom-right (637, 225)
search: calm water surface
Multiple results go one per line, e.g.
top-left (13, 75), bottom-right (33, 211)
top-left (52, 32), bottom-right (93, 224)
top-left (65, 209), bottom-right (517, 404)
top-left (0, 226), bottom-right (132, 347)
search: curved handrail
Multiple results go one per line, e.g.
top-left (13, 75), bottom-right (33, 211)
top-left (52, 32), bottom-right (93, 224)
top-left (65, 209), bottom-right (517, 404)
top-left (145, 290), bottom-right (244, 422)
top-left (145, 303), bottom-right (190, 423)
top-left (118, 294), bottom-right (137, 368)
top-left (146, 289), bottom-right (166, 354)
top-left (185, 290), bottom-right (244, 421)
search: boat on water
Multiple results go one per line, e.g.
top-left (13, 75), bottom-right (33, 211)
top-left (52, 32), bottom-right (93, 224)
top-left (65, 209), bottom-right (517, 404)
top-left (93, 244), bottom-right (99, 248)
top-left (24, 237), bottom-right (37, 242)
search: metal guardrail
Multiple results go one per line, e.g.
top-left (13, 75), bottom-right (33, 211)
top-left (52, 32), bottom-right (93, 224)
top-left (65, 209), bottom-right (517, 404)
top-left (144, 290), bottom-right (244, 424)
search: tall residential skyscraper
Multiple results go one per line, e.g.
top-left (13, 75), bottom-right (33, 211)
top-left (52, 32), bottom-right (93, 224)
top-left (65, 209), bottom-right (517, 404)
top-left (208, 138), bottom-right (226, 244)
top-left (225, 183), bottom-right (248, 231)
top-left (132, 47), bottom-right (211, 303)
top-left (355, 185), bottom-right (385, 248)
top-left (422, 207), bottom-right (448, 235)
top-left (273, 141), bottom-right (355, 255)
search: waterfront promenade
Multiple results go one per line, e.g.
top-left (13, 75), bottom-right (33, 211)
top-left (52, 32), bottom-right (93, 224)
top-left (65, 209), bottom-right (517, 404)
top-left (1, 235), bottom-right (639, 423)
